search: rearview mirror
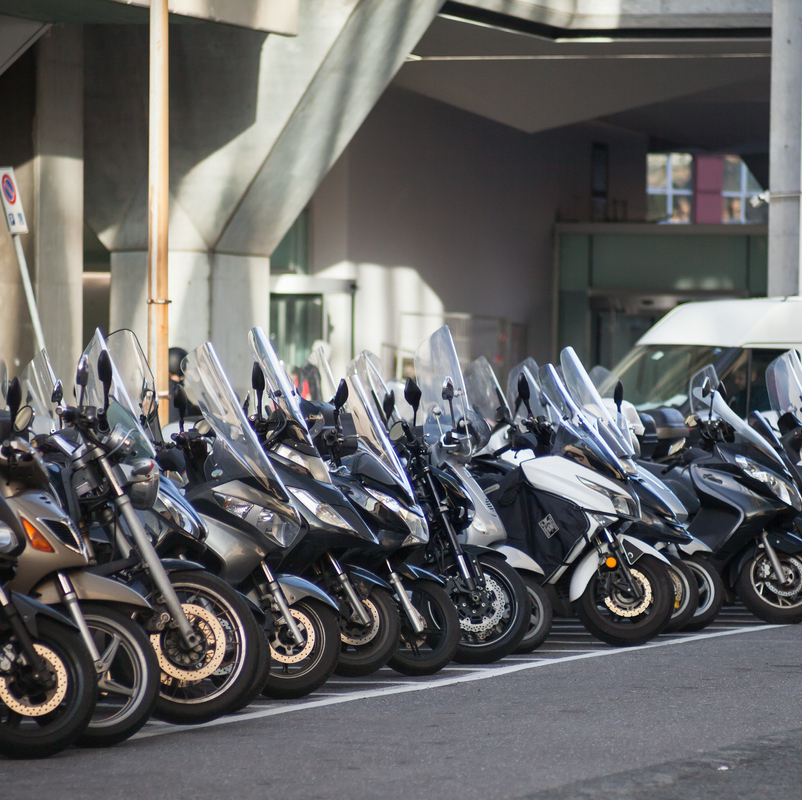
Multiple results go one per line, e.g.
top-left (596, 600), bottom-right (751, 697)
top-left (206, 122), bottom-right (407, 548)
top-left (701, 377), bottom-right (712, 398)
top-left (517, 373), bottom-right (530, 402)
top-left (404, 378), bottom-right (422, 426)
top-left (6, 377), bottom-right (21, 428)
top-left (614, 381), bottom-right (624, 411)
top-left (389, 420), bottom-right (406, 443)
top-left (717, 381), bottom-right (728, 401)
top-left (76, 355), bottom-right (89, 389)
top-left (251, 362), bottom-right (265, 393)
top-left (441, 378), bottom-right (454, 402)
top-left (173, 384), bottom-right (188, 432)
top-left (97, 350), bottom-right (113, 412)
top-left (13, 405), bottom-right (33, 433)
top-left (333, 379), bottom-right (349, 411)
top-left (51, 380), bottom-right (63, 406)
top-left (382, 390), bottom-right (395, 421)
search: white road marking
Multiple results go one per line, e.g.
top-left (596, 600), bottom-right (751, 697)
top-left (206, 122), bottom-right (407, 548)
top-left (132, 624), bottom-right (778, 742)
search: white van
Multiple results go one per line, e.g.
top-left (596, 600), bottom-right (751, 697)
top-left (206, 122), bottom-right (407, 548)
top-left (600, 297), bottom-right (802, 416)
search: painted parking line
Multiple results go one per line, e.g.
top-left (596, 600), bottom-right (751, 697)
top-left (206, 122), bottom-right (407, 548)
top-left (132, 623), bottom-right (777, 742)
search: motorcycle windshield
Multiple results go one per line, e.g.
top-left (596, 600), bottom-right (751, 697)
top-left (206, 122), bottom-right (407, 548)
top-left (689, 363), bottom-right (786, 470)
top-left (349, 351), bottom-right (397, 427)
top-left (539, 363), bottom-right (626, 474)
top-left (464, 357), bottom-right (508, 429)
top-left (560, 347), bottom-right (636, 460)
top-left (346, 373), bottom-right (416, 504)
top-left (766, 350), bottom-right (802, 419)
top-left (413, 326), bottom-right (470, 447)
top-left (105, 330), bottom-right (161, 443)
top-left (82, 330), bottom-right (156, 458)
top-left (249, 327), bottom-right (316, 442)
top-left (183, 342), bottom-right (295, 504)
top-left (21, 349), bottom-right (60, 426)
top-left (507, 358), bottom-right (552, 423)
top-left (307, 346), bottom-right (338, 402)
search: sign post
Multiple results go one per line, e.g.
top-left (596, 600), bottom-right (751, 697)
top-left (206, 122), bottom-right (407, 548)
top-left (148, 0), bottom-right (170, 427)
top-left (0, 167), bottom-right (46, 353)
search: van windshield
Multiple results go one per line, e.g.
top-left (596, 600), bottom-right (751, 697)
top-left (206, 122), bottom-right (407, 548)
top-left (600, 345), bottom-right (738, 411)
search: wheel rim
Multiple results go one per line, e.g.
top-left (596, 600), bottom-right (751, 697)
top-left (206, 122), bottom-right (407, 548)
top-left (521, 585), bottom-right (545, 644)
top-left (750, 554), bottom-right (802, 609)
top-left (450, 564), bottom-right (518, 648)
top-left (0, 644), bottom-right (68, 716)
top-left (155, 582), bottom-right (248, 705)
top-left (84, 614), bottom-right (151, 729)
top-left (687, 562), bottom-right (715, 617)
top-left (397, 588), bottom-right (447, 657)
top-left (339, 597), bottom-right (381, 647)
top-left (269, 606), bottom-right (326, 680)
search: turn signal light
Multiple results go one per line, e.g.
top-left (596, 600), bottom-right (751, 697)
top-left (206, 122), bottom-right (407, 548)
top-left (605, 556), bottom-right (617, 569)
top-left (22, 519), bottom-right (54, 553)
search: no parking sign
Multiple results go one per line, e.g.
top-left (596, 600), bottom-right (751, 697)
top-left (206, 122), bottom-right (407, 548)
top-left (0, 168), bottom-right (28, 234)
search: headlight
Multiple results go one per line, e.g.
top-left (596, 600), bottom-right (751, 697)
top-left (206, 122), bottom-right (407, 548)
top-left (288, 487), bottom-right (355, 532)
top-left (0, 523), bottom-right (19, 554)
top-left (577, 476), bottom-right (640, 520)
top-left (157, 490), bottom-right (205, 537)
top-left (402, 510), bottom-right (429, 547)
top-left (214, 492), bottom-right (302, 549)
top-left (735, 456), bottom-right (802, 511)
top-left (363, 486), bottom-right (402, 515)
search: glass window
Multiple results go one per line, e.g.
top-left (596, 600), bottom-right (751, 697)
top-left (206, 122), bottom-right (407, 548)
top-left (271, 208), bottom-right (310, 274)
top-left (646, 153), bottom-right (693, 224)
top-left (721, 157), bottom-right (766, 225)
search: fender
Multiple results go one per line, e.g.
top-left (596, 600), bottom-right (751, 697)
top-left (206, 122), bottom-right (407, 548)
top-left (461, 544), bottom-right (507, 559)
top-left (159, 558), bottom-right (207, 573)
top-left (391, 562), bottom-right (445, 586)
top-left (676, 537), bottom-right (713, 557)
top-left (4, 593), bottom-right (76, 638)
top-left (347, 565), bottom-right (393, 594)
top-left (275, 574), bottom-right (339, 612)
top-left (569, 537), bottom-right (669, 603)
top-left (489, 544), bottom-right (544, 577)
top-left (618, 535), bottom-right (670, 566)
top-left (32, 571), bottom-right (153, 611)
top-left (730, 531), bottom-right (802, 587)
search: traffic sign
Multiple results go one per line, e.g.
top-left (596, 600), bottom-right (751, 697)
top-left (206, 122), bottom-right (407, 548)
top-left (0, 168), bottom-right (28, 234)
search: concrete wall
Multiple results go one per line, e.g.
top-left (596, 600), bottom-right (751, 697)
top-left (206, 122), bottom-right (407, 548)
top-left (311, 85), bottom-right (648, 374)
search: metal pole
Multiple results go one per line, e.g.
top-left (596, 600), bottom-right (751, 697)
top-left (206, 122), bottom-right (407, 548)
top-left (12, 235), bottom-right (45, 353)
top-left (148, 0), bottom-right (170, 427)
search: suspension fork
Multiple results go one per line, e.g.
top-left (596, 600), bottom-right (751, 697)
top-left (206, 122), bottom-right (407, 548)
top-left (602, 529), bottom-right (644, 601)
top-left (54, 573), bottom-right (103, 668)
top-left (385, 560), bottom-right (426, 634)
top-left (327, 554), bottom-right (372, 626)
top-left (259, 562), bottom-right (305, 645)
top-left (422, 468), bottom-right (477, 591)
top-left (0, 585), bottom-right (51, 678)
top-left (95, 456), bottom-right (200, 649)
top-left (760, 532), bottom-right (790, 585)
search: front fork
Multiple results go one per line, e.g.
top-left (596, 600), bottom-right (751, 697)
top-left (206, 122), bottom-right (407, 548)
top-left (259, 562), bottom-right (305, 645)
top-left (600, 529), bottom-right (644, 601)
top-left (97, 456), bottom-right (200, 649)
top-left (327, 554), bottom-right (372, 627)
top-left (760, 532), bottom-right (790, 585)
top-left (385, 560), bottom-right (426, 635)
top-left (0, 585), bottom-right (53, 682)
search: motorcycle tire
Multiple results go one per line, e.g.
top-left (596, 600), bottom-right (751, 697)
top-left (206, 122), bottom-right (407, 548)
top-left (262, 598), bottom-right (340, 699)
top-left (663, 554), bottom-right (699, 633)
top-left (76, 604), bottom-right (160, 747)
top-left (151, 571), bottom-right (263, 724)
top-left (451, 555), bottom-right (529, 664)
top-left (680, 556), bottom-right (724, 632)
top-left (388, 580), bottom-right (460, 676)
top-left (0, 617), bottom-right (98, 759)
top-left (575, 554), bottom-right (674, 647)
top-left (335, 587), bottom-right (400, 677)
top-left (736, 551), bottom-right (802, 624)
top-left (513, 572), bottom-right (553, 654)
top-left (228, 623), bottom-right (271, 712)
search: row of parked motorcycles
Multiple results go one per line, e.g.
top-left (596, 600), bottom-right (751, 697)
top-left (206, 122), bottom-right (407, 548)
top-left (3, 322), bottom-right (802, 759)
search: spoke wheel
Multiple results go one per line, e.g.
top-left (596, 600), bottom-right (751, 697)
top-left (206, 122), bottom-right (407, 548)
top-left (736, 552), bottom-right (802, 624)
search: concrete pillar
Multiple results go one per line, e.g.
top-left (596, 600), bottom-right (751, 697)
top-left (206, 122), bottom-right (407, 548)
top-left (210, 254), bottom-right (270, 394)
top-left (34, 26), bottom-right (84, 387)
top-left (768, 0), bottom-right (802, 296)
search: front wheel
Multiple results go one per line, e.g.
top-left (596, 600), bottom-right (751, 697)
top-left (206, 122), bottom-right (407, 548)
top-left (0, 618), bottom-right (98, 759)
top-left (450, 556), bottom-right (529, 664)
top-left (680, 556), bottom-right (724, 632)
top-left (575, 554), bottom-right (674, 646)
top-left (335, 588), bottom-right (400, 678)
top-left (663, 554), bottom-right (699, 633)
top-left (76, 604), bottom-right (160, 747)
top-left (388, 580), bottom-right (460, 676)
top-left (262, 599), bottom-right (340, 699)
top-left (151, 571), bottom-right (264, 724)
top-left (736, 551), bottom-right (802, 624)
top-left (513, 573), bottom-right (553, 654)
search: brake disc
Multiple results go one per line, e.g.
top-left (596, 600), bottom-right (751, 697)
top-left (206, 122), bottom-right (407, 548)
top-left (457, 575), bottom-right (505, 637)
top-left (757, 555), bottom-right (802, 598)
top-left (0, 644), bottom-right (68, 716)
top-left (151, 603), bottom-right (227, 681)
top-left (270, 608), bottom-right (315, 664)
top-left (340, 597), bottom-right (381, 646)
top-left (603, 568), bottom-right (652, 618)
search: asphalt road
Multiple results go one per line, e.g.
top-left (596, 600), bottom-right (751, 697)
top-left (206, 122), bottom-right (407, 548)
top-left (4, 608), bottom-right (801, 800)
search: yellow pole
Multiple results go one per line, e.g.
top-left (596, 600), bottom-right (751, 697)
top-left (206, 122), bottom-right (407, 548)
top-left (148, 0), bottom-right (170, 427)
